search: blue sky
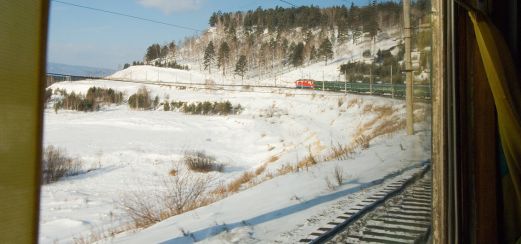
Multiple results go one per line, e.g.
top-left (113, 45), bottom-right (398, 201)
top-left (48, 0), bottom-right (369, 70)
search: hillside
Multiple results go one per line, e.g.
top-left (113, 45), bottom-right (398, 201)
top-left (123, 2), bottom-right (431, 86)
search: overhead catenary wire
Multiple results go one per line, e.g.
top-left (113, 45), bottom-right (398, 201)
top-left (278, 0), bottom-right (297, 7)
top-left (52, 0), bottom-right (203, 32)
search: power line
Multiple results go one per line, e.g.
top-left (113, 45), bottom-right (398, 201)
top-left (278, 0), bottom-right (297, 7)
top-left (52, 0), bottom-right (203, 32)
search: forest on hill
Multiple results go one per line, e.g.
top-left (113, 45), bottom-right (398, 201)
top-left (124, 1), bottom-right (431, 83)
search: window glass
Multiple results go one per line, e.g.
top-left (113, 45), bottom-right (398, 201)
top-left (41, 0), bottom-right (432, 243)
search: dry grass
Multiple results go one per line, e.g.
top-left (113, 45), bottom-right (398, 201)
top-left (296, 149), bottom-right (319, 169)
top-left (354, 134), bottom-right (371, 149)
top-left (264, 172), bottom-right (274, 180)
top-left (363, 104), bottom-right (374, 113)
top-left (362, 105), bottom-right (395, 130)
top-left (267, 155), bottom-right (279, 163)
top-left (370, 118), bottom-right (406, 139)
top-left (337, 98), bottom-right (344, 107)
top-left (227, 171), bottom-right (255, 193)
top-left (210, 183), bottom-right (228, 198)
top-left (333, 165), bottom-right (344, 186)
top-left (324, 143), bottom-right (355, 161)
top-left (347, 98), bottom-right (360, 108)
top-left (255, 163), bottom-right (267, 176)
top-left (277, 164), bottom-right (296, 175)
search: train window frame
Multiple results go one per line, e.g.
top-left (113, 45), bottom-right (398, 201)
top-left (1, 0), bottom-right (473, 243)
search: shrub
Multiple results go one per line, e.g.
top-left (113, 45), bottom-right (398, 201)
top-left (52, 87), bottom-right (123, 112)
top-left (162, 171), bottom-right (212, 215)
top-left (363, 49), bottom-right (372, 58)
top-left (128, 87), bottom-right (152, 110)
top-left (121, 192), bottom-right (162, 228)
top-left (183, 151), bottom-right (224, 173)
top-left (42, 145), bottom-right (81, 184)
top-left (86, 87), bottom-right (124, 104)
top-left (45, 88), bottom-right (53, 103)
top-left (163, 101), bottom-right (170, 111)
top-left (121, 168), bottom-right (212, 228)
top-left (153, 96), bottom-right (160, 108)
top-left (177, 100), bottom-right (241, 115)
top-left (334, 165), bottom-right (344, 186)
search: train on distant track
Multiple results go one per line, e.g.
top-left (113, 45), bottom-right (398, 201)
top-left (294, 79), bottom-right (431, 99)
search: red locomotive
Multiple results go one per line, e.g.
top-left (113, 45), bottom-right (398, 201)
top-left (295, 79), bottom-right (315, 89)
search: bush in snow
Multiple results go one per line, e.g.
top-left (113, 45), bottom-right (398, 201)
top-left (41, 145), bottom-right (81, 184)
top-left (121, 167), bottom-right (212, 228)
top-left (183, 151), bottom-right (223, 173)
top-left (163, 100), bottom-right (170, 111)
top-left (178, 100), bottom-right (242, 115)
top-left (128, 87), bottom-right (152, 110)
top-left (45, 88), bottom-right (53, 103)
top-left (153, 95), bottom-right (160, 109)
top-left (52, 87), bottom-right (123, 112)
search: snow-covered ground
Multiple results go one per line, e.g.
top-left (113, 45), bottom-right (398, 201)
top-left (40, 30), bottom-right (431, 243)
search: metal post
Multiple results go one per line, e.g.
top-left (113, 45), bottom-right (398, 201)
top-left (391, 65), bottom-right (394, 99)
top-left (370, 63), bottom-right (373, 95)
top-left (404, 0), bottom-right (414, 135)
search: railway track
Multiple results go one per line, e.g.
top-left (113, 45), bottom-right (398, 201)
top-left (46, 73), bottom-right (431, 100)
top-left (300, 167), bottom-right (432, 244)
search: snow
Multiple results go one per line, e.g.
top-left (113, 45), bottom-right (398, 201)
top-left (40, 29), bottom-right (431, 244)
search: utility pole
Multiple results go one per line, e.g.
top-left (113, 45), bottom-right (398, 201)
top-left (391, 65), bottom-right (394, 99)
top-left (404, 0), bottom-right (414, 135)
top-left (369, 63), bottom-right (373, 95)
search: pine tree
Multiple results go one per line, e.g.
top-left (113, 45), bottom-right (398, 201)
top-left (235, 55), bottom-right (247, 80)
top-left (145, 44), bottom-right (161, 62)
top-left (209, 12), bottom-right (218, 27)
top-left (203, 41), bottom-right (216, 74)
top-left (217, 42), bottom-right (231, 76)
top-left (319, 38), bottom-right (334, 65)
top-left (168, 42), bottom-right (176, 59)
top-left (291, 42), bottom-right (305, 67)
top-left (159, 45), bottom-right (168, 59)
top-left (338, 21), bottom-right (349, 44)
top-left (309, 45), bottom-right (317, 62)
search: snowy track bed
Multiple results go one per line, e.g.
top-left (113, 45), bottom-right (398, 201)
top-left (308, 168), bottom-right (432, 244)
